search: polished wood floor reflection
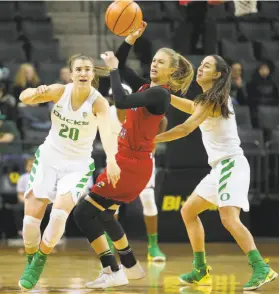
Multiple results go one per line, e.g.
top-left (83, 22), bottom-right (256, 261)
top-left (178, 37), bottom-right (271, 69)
top-left (0, 239), bottom-right (278, 294)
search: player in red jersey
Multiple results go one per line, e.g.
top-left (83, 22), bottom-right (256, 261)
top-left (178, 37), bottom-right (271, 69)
top-left (73, 22), bottom-right (194, 289)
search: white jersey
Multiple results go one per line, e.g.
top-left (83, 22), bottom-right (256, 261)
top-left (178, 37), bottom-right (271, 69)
top-left (199, 98), bottom-right (243, 167)
top-left (44, 83), bottom-right (100, 160)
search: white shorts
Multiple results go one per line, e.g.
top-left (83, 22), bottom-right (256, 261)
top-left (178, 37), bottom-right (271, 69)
top-left (195, 155), bottom-right (250, 212)
top-left (145, 157), bottom-right (156, 189)
top-left (25, 144), bottom-right (95, 204)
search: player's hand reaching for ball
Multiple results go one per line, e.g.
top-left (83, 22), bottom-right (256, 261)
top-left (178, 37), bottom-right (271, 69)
top-left (101, 51), bottom-right (119, 70)
top-left (106, 159), bottom-right (121, 188)
top-left (125, 21), bottom-right (147, 45)
top-left (36, 85), bottom-right (50, 95)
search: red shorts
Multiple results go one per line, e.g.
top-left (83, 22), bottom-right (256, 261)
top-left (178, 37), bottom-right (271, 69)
top-left (91, 148), bottom-right (153, 203)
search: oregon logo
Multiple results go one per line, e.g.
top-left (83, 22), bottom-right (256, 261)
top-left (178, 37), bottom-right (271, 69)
top-left (220, 193), bottom-right (230, 201)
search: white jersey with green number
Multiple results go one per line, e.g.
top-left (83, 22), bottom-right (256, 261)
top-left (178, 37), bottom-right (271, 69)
top-left (199, 97), bottom-right (243, 167)
top-left (44, 83), bottom-right (100, 160)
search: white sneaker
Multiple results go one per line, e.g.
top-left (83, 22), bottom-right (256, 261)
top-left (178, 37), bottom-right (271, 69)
top-left (123, 261), bottom-right (145, 280)
top-left (85, 265), bottom-right (129, 289)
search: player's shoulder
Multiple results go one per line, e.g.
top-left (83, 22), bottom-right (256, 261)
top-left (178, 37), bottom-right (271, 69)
top-left (92, 93), bottom-right (109, 114)
top-left (147, 86), bottom-right (170, 99)
top-left (90, 86), bottom-right (102, 97)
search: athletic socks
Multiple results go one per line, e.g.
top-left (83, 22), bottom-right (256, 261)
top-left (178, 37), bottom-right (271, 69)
top-left (117, 245), bottom-right (137, 268)
top-left (194, 251), bottom-right (207, 268)
top-left (99, 250), bottom-right (119, 272)
top-left (247, 250), bottom-right (267, 267)
top-left (148, 233), bottom-right (158, 248)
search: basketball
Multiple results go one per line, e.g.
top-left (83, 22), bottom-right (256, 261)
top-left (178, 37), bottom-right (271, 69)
top-left (105, 0), bottom-right (143, 37)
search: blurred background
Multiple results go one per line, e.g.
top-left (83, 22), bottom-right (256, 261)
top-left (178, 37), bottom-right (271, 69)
top-left (0, 0), bottom-right (278, 245)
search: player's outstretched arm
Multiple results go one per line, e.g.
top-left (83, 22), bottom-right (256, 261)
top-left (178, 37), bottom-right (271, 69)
top-left (93, 96), bottom-right (120, 188)
top-left (101, 51), bottom-right (169, 111)
top-left (171, 94), bottom-right (196, 114)
top-left (154, 103), bottom-right (212, 143)
top-left (115, 21), bottom-right (148, 91)
top-left (19, 84), bottom-right (65, 105)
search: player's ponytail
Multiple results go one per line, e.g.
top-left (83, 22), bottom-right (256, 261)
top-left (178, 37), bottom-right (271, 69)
top-left (92, 66), bottom-right (110, 89)
top-left (68, 54), bottom-right (109, 89)
top-left (158, 48), bottom-right (194, 95)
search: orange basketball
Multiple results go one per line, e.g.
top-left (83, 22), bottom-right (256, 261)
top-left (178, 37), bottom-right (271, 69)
top-left (105, 1), bottom-right (143, 37)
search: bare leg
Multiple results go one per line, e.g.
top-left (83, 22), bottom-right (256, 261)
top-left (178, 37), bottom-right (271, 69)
top-left (181, 192), bottom-right (213, 252)
top-left (219, 206), bottom-right (256, 253)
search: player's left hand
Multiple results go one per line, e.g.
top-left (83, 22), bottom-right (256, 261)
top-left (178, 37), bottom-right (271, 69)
top-left (101, 51), bottom-right (119, 70)
top-left (106, 159), bottom-right (121, 188)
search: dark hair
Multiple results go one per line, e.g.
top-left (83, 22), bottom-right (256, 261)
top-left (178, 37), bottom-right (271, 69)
top-left (195, 55), bottom-right (232, 119)
top-left (68, 54), bottom-right (109, 89)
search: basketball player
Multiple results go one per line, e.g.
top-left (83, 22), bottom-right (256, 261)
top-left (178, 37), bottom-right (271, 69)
top-left (73, 22), bottom-right (194, 289)
top-left (107, 85), bottom-right (168, 262)
top-left (17, 54), bottom-right (120, 290)
top-left (154, 55), bottom-right (278, 291)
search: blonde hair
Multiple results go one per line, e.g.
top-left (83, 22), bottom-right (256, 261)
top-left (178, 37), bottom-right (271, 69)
top-left (14, 63), bottom-right (40, 88)
top-left (157, 48), bottom-right (194, 95)
top-left (68, 54), bottom-right (110, 89)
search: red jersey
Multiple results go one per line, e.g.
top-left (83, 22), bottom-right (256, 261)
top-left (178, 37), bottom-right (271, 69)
top-left (117, 84), bottom-right (165, 153)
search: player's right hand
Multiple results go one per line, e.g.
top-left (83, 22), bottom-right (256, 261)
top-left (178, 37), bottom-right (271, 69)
top-left (127, 21), bottom-right (147, 41)
top-left (36, 85), bottom-right (49, 95)
top-left (106, 159), bottom-right (121, 188)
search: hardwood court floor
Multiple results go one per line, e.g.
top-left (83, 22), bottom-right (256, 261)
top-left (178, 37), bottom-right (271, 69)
top-left (0, 239), bottom-right (278, 294)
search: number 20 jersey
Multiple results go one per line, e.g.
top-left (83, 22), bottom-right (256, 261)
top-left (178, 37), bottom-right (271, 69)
top-left (44, 83), bottom-right (100, 160)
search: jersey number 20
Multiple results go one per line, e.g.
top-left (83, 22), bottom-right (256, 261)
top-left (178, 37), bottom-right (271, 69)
top-left (59, 124), bottom-right (79, 141)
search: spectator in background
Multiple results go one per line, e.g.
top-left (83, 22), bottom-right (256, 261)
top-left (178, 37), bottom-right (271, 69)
top-left (14, 156), bottom-right (35, 238)
top-left (13, 64), bottom-right (40, 102)
top-left (0, 82), bottom-right (18, 122)
top-left (230, 62), bottom-right (248, 105)
top-left (247, 62), bottom-right (278, 127)
top-left (57, 66), bottom-right (71, 85)
top-left (0, 113), bottom-right (21, 151)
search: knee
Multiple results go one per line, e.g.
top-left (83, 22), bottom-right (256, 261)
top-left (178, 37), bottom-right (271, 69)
top-left (180, 202), bottom-right (196, 223)
top-left (50, 208), bottom-right (68, 223)
top-left (40, 209), bottom-right (68, 248)
top-left (23, 215), bottom-right (42, 248)
top-left (73, 199), bottom-right (98, 228)
top-left (220, 215), bottom-right (239, 231)
top-left (139, 188), bottom-right (158, 216)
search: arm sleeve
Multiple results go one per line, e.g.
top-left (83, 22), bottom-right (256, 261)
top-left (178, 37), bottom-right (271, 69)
top-left (115, 41), bottom-right (149, 91)
top-left (110, 69), bottom-right (170, 114)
